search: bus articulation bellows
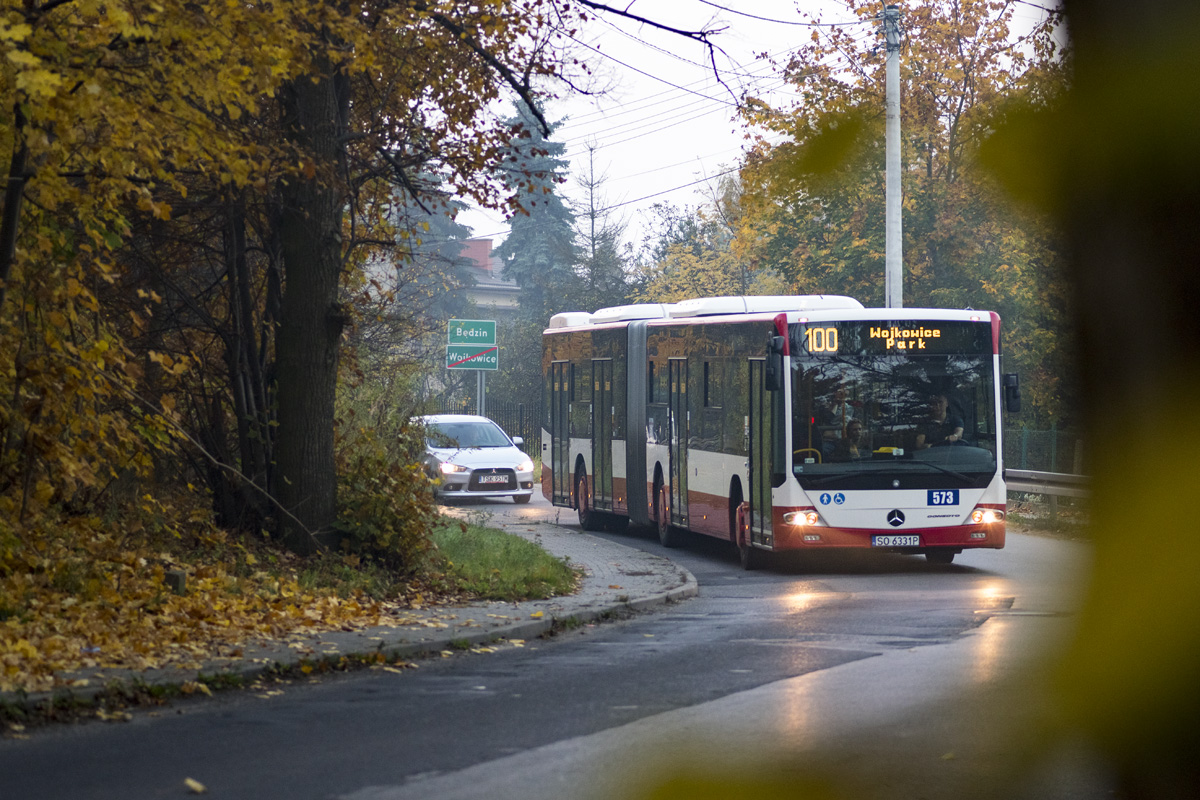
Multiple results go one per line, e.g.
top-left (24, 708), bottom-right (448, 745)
top-left (541, 296), bottom-right (1021, 569)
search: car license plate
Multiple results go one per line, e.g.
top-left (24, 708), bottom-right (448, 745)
top-left (872, 535), bottom-right (920, 547)
top-left (479, 474), bottom-right (507, 484)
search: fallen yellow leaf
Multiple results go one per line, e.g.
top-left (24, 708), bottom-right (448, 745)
top-left (184, 777), bottom-right (207, 794)
top-left (530, 611), bottom-right (543, 619)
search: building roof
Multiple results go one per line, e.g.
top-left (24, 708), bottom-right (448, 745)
top-left (459, 238), bottom-right (521, 312)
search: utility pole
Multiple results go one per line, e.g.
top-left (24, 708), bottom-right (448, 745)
top-left (883, 4), bottom-right (903, 308)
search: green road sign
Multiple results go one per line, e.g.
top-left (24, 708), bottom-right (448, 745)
top-left (446, 344), bottom-right (499, 370)
top-left (448, 319), bottom-right (496, 345)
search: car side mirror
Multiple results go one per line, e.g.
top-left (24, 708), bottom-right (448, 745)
top-left (1002, 373), bottom-right (1021, 414)
top-left (511, 436), bottom-right (524, 447)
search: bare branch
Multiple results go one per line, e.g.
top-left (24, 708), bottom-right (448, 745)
top-left (572, 0), bottom-right (739, 104)
top-left (377, 148), bottom-right (433, 215)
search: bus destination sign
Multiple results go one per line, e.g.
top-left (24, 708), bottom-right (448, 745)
top-left (797, 320), bottom-right (991, 356)
top-left (867, 325), bottom-right (943, 351)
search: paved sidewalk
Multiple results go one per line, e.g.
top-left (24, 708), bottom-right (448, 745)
top-left (3, 502), bottom-right (696, 710)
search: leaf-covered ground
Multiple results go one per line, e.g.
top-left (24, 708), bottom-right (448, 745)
top-left (0, 519), bottom-right (458, 695)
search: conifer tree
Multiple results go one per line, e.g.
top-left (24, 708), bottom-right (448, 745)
top-left (493, 100), bottom-right (581, 322)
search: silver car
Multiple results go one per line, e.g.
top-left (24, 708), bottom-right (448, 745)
top-left (416, 414), bottom-right (535, 503)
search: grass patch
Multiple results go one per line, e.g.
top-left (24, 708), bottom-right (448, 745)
top-left (430, 518), bottom-right (579, 602)
top-left (296, 554), bottom-right (408, 600)
top-left (1008, 496), bottom-right (1091, 539)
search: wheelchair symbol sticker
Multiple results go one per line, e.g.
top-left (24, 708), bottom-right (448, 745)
top-left (833, 493), bottom-right (846, 505)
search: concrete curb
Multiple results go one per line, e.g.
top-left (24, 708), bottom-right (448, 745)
top-left (1, 521), bottom-right (697, 715)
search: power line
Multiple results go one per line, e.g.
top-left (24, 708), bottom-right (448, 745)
top-left (568, 36), bottom-right (742, 108)
top-left (465, 9), bottom-right (889, 240)
top-left (607, 147), bottom-right (747, 182)
top-left (694, 0), bottom-right (875, 28)
top-left (559, 20), bottom-right (875, 140)
top-left (559, 77), bottom-right (790, 150)
top-left (593, 165), bottom-right (744, 212)
top-left (557, 39), bottom-right (872, 152)
top-left (462, 162), bottom-right (746, 240)
top-left (594, 12), bottom-right (787, 84)
top-left (587, 105), bottom-right (734, 152)
top-left (1011, 0), bottom-right (1063, 13)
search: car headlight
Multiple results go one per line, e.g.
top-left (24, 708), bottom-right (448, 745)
top-left (439, 462), bottom-right (469, 474)
top-left (517, 458), bottom-right (534, 473)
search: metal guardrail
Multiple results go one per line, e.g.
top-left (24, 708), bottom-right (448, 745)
top-left (1005, 469), bottom-right (1090, 499)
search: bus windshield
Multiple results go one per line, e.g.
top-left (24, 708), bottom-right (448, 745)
top-left (789, 320), bottom-right (998, 490)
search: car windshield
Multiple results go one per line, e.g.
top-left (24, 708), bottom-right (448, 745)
top-left (426, 421), bottom-right (511, 449)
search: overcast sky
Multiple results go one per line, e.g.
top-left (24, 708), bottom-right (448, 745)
top-left (458, 0), bottom-right (1063, 248)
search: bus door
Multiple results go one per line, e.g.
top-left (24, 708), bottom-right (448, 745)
top-left (549, 361), bottom-right (571, 505)
top-left (592, 359), bottom-right (613, 510)
top-left (747, 359), bottom-right (773, 545)
top-left (668, 358), bottom-right (689, 527)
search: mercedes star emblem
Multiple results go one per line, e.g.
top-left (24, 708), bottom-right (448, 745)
top-left (887, 509), bottom-right (906, 527)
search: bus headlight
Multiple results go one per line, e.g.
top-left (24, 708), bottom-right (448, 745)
top-left (970, 507), bottom-right (1005, 524)
top-left (783, 510), bottom-right (821, 526)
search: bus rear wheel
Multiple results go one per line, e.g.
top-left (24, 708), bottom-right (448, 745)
top-left (576, 472), bottom-right (602, 531)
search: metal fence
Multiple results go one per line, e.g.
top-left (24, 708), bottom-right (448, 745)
top-left (1003, 425), bottom-right (1084, 474)
top-left (1002, 428), bottom-right (1088, 520)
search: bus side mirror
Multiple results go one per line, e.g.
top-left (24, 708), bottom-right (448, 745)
top-left (765, 336), bottom-right (786, 391)
top-left (1003, 373), bottom-right (1021, 413)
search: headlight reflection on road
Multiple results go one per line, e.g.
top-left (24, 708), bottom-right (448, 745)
top-left (781, 591), bottom-right (824, 614)
top-left (970, 581), bottom-right (1014, 685)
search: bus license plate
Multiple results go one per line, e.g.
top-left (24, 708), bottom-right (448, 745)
top-left (872, 535), bottom-right (920, 547)
top-left (479, 474), bottom-right (508, 484)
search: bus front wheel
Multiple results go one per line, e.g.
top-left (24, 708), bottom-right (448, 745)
top-left (736, 503), bottom-right (761, 570)
top-left (925, 549), bottom-right (957, 565)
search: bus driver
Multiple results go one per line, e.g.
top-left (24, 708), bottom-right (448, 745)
top-left (915, 393), bottom-right (964, 449)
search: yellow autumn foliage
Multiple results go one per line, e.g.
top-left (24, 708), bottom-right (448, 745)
top-left (0, 501), bottom-right (433, 694)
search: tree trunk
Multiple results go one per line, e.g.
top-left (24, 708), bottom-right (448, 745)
top-left (222, 200), bottom-right (272, 530)
top-left (274, 61), bottom-right (349, 555)
top-left (0, 104), bottom-right (31, 315)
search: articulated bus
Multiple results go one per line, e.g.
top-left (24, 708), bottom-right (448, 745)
top-left (541, 295), bottom-right (1022, 568)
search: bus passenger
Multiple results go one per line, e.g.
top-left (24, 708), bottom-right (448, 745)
top-left (820, 385), bottom-right (857, 457)
top-left (915, 393), bottom-right (964, 449)
top-left (831, 419), bottom-right (866, 461)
